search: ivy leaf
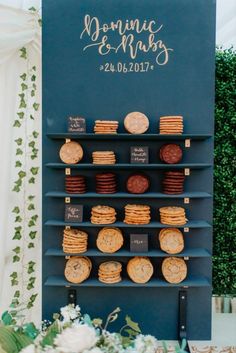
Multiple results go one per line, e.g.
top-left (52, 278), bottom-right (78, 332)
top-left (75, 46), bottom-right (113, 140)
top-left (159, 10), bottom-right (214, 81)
top-left (32, 83), bottom-right (36, 89)
top-left (13, 232), bottom-right (21, 240)
top-left (16, 148), bottom-right (23, 155)
top-left (32, 66), bottom-right (36, 71)
top-left (28, 141), bottom-right (35, 148)
top-left (30, 114), bottom-right (34, 120)
top-left (28, 242), bottom-right (34, 249)
top-left (13, 247), bottom-right (20, 254)
top-left (19, 100), bottom-right (27, 109)
top-left (12, 206), bottom-right (20, 214)
top-left (13, 255), bottom-right (20, 263)
top-left (125, 316), bottom-right (141, 333)
top-left (19, 93), bottom-right (25, 99)
top-left (29, 231), bottom-right (37, 239)
top-left (15, 216), bottom-right (22, 223)
top-left (20, 73), bottom-right (27, 81)
top-left (20, 47), bottom-right (27, 59)
top-left (17, 112), bottom-right (24, 119)
top-left (15, 161), bottom-right (22, 168)
top-left (29, 6), bottom-right (37, 11)
top-left (33, 103), bottom-right (39, 111)
top-left (30, 167), bottom-right (39, 175)
top-left (31, 74), bottom-right (36, 82)
top-left (28, 203), bottom-right (35, 211)
top-left (28, 220), bottom-right (35, 227)
top-left (28, 177), bottom-right (35, 184)
top-left (15, 226), bottom-right (22, 232)
top-left (28, 195), bottom-right (35, 201)
top-left (31, 215), bottom-right (38, 222)
top-left (14, 290), bottom-right (20, 298)
top-left (13, 120), bottom-right (21, 128)
top-left (12, 185), bottom-right (20, 192)
top-left (38, 19), bottom-right (42, 27)
top-left (31, 90), bottom-right (35, 97)
top-left (18, 171), bottom-right (26, 178)
top-left (15, 138), bottom-right (22, 146)
top-left (21, 83), bottom-right (28, 91)
top-left (32, 131), bottom-right (39, 138)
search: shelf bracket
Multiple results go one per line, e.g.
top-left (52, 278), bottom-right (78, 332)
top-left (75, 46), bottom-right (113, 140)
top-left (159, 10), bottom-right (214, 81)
top-left (184, 227), bottom-right (189, 233)
top-left (65, 197), bottom-right (71, 204)
top-left (184, 198), bottom-right (190, 204)
top-left (68, 289), bottom-right (77, 305)
top-left (179, 290), bottom-right (187, 340)
top-left (65, 138), bottom-right (71, 143)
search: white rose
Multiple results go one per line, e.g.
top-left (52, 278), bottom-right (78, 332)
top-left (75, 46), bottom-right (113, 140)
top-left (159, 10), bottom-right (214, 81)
top-left (134, 334), bottom-right (158, 353)
top-left (54, 324), bottom-right (98, 353)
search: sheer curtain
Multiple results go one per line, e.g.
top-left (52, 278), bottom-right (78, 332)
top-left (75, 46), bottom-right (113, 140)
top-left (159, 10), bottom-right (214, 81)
top-left (0, 0), bottom-right (41, 324)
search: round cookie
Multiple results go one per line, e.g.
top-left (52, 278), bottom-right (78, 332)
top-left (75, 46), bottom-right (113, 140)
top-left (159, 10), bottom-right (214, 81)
top-left (160, 144), bottom-right (183, 164)
top-left (96, 227), bottom-right (124, 253)
top-left (64, 256), bottom-right (91, 283)
top-left (159, 228), bottom-right (184, 254)
top-left (59, 141), bottom-right (83, 164)
top-left (127, 257), bottom-right (153, 283)
top-left (126, 174), bottom-right (150, 194)
top-left (124, 112), bottom-right (149, 134)
top-left (162, 257), bottom-right (187, 283)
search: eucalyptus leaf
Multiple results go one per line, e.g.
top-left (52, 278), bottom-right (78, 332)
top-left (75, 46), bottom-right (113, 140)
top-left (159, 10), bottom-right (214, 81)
top-left (125, 316), bottom-right (141, 333)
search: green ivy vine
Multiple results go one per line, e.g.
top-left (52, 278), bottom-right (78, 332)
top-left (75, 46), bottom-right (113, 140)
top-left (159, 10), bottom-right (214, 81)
top-left (10, 8), bottom-right (41, 315)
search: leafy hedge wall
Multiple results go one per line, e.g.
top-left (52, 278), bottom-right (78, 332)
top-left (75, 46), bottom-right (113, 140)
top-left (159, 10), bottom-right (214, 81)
top-left (213, 48), bottom-right (236, 295)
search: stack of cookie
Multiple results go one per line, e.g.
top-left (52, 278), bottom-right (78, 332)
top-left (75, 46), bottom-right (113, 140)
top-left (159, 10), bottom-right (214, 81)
top-left (159, 116), bottom-right (183, 135)
top-left (95, 173), bottom-right (117, 194)
top-left (159, 206), bottom-right (187, 225)
top-left (63, 228), bottom-right (88, 254)
top-left (91, 205), bottom-right (116, 224)
top-left (162, 257), bottom-right (187, 283)
top-left (96, 227), bottom-right (123, 253)
top-left (126, 174), bottom-right (150, 194)
top-left (160, 144), bottom-right (183, 164)
top-left (64, 256), bottom-right (92, 284)
top-left (159, 116), bottom-right (184, 135)
top-left (92, 151), bottom-right (116, 164)
top-left (59, 141), bottom-right (83, 164)
top-left (65, 175), bottom-right (86, 194)
top-left (127, 257), bottom-right (153, 283)
top-left (162, 171), bottom-right (185, 194)
top-left (94, 120), bottom-right (119, 134)
top-left (159, 228), bottom-right (184, 254)
top-left (124, 204), bottom-right (151, 224)
top-left (98, 261), bottom-right (122, 284)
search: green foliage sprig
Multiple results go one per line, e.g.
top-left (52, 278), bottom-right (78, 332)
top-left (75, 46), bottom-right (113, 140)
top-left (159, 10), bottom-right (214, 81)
top-left (213, 47), bottom-right (236, 295)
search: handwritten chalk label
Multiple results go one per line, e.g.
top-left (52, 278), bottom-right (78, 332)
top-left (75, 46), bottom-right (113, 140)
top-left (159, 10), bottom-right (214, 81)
top-left (130, 146), bottom-right (149, 164)
top-left (68, 116), bottom-right (86, 133)
top-left (130, 234), bottom-right (148, 252)
top-left (65, 205), bottom-right (83, 223)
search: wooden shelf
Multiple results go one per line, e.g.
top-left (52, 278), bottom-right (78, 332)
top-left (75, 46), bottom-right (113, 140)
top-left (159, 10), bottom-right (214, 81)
top-left (47, 133), bottom-right (212, 141)
top-left (46, 163), bottom-right (212, 170)
top-left (45, 191), bottom-right (212, 199)
top-left (45, 220), bottom-right (211, 228)
top-left (45, 248), bottom-right (211, 258)
top-left (44, 275), bottom-right (211, 288)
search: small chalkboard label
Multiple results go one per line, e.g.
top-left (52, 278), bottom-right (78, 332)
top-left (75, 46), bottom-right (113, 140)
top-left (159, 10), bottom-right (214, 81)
top-left (68, 116), bottom-right (86, 133)
top-left (65, 205), bottom-right (83, 222)
top-left (130, 146), bottom-right (149, 164)
top-left (130, 234), bottom-right (148, 252)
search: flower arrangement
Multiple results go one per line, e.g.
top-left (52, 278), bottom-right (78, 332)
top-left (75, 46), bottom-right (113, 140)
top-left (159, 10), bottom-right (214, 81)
top-left (0, 304), bottom-right (187, 353)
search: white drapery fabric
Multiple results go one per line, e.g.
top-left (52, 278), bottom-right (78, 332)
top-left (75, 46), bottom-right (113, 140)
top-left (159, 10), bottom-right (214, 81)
top-left (0, 1), bottom-right (41, 324)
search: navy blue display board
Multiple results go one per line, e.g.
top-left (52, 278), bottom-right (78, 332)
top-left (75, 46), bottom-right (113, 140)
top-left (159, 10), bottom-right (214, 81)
top-left (43, 0), bottom-right (215, 339)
